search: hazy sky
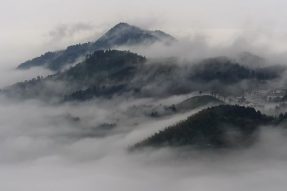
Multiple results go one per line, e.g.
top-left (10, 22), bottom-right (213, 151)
top-left (1, 0), bottom-right (287, 64)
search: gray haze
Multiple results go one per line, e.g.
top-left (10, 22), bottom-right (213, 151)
top-left (0, 94), bottom-right (287, 191)
top-left (2, 0), bottom-right (287, 65)
top-left (2, 1), bottom-right (287, 190)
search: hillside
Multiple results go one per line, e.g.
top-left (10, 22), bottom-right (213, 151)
top-left (134, 105), bottom-right (275, 149)
top-left (190, 57), bottom-right (281, 83)
top-left (4, 50), bottom-right (146, 100)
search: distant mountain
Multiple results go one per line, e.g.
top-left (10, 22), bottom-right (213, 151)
top-left (4, 50), bottom-right (146, 101)
top-left (17, 23), bottom-right (175, 71)
top-left (4, 50), bottom-right (284, 102)
top-left (236, 52), bottom-right (266, 68)
top-left (133, 105), bottom-right (276, 150)
top-left (63, 56), bottom-right (267, 101)
top-left (94, 22), bottom-right (175, 48)
top-left (190, 57), bottom-right (281, 83)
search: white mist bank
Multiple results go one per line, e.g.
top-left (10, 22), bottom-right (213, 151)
top-left (1, 23), bottom-right (287, 191)
top-left (0, 96), bottom-right (286, 191)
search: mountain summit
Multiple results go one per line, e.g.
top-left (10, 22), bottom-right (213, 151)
top-left (94, 22), bottom-right (175, 48)
top-left (17, 23), bottom-right (175, 71)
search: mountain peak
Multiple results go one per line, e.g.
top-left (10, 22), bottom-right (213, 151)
top-left (103, 22), bottom-right (142, 37)
top-left (112, 22), bottom-right (132, 29)
top-left (17, 22), bottom-right (175, 71)
top-left (95, 22), bottom-right (175, 48)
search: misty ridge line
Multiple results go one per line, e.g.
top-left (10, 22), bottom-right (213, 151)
top-left (16, 22), bottom-right (176, 72)
top-left (1, 22), bottom-right (287, 123)
top-left (15, 22), bottom-right (283, 73)
top-left (2, 21), bottom-right (287, 191)
top-left (2, 22), bottom-right (287, 151)
top-left (1, 22), bottom-right (285, 104)
top-left (4, 0), bottom-right (287, 189)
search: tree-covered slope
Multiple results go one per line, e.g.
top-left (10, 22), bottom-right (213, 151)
top-left (5, 50), bottom-right (285, 102)
top-left (59, 49), bottom-right (145, 84)
top-left (134, 105), bottom-right (275, 149)
top-left (3, 50), bottom-right (146, 100)
top-left (190, 57), bottom-right (281, 83)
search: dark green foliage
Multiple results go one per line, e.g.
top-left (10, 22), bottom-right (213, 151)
top-left (61, 50), bottom-right (146, 101)
top-left (61, 50), bottom-right (146, 83)
top-left (56, 50), bottom-right (146, 95)
top-left (4, 50), bottom-right (146, 101)
top-left (134, 105), bottom-right (275, 149)
top-left (5, 51), bottom-right (284, 101)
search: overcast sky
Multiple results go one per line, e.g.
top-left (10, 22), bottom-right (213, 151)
top-left (1, 0), bottom-right (287, 64)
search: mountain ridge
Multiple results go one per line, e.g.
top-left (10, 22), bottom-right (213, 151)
top-left (17, 23), bottom-right (175, 71)
top-left (4, 50), bottom-right (284, 102)
top-left (133, 105), bottom-right (279, 150)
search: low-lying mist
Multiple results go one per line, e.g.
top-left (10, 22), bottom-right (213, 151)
top-left (119, 32), bottom-right (287, 67)
top-left (0, 93), bottom-right (287, 191)
top-left (2, 28), bottom-right (287, 191)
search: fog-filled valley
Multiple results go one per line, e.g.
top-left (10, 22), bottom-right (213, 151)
top-left (1, 93), bottom-right (287, 191)
top-left (2, 1), bottom-right (287, 190)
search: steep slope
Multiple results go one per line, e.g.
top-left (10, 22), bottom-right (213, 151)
top-left (134, 105), bottom-right (275, 149)
top-left (58, 49), bottom-right (146, 84)
top-left (17, 23), bottom-right (175, 71)
top-left (17, 43), bottom-right (94, 71)
top-left (4, 50), bottom-right (146, 100)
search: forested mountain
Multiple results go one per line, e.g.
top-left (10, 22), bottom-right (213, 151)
top-left (17, 23), bottom-right (175, 71)
top-left (133, 105), bottom-right (278, 149)
top-left (3, 50), bottom-right (285, 102)
top-left (190, 57), bottom-right (283, 83)
top-left (4, 50), bottom-right (146, 100)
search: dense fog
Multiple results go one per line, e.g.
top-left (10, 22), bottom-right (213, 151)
top-left (2, 1), bottom-right (287, 189)
top-left (0, 93), bottom-right (287, 190)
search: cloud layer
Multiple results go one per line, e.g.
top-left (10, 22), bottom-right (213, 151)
top-left (0, 95), bottom-right (287, 191)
